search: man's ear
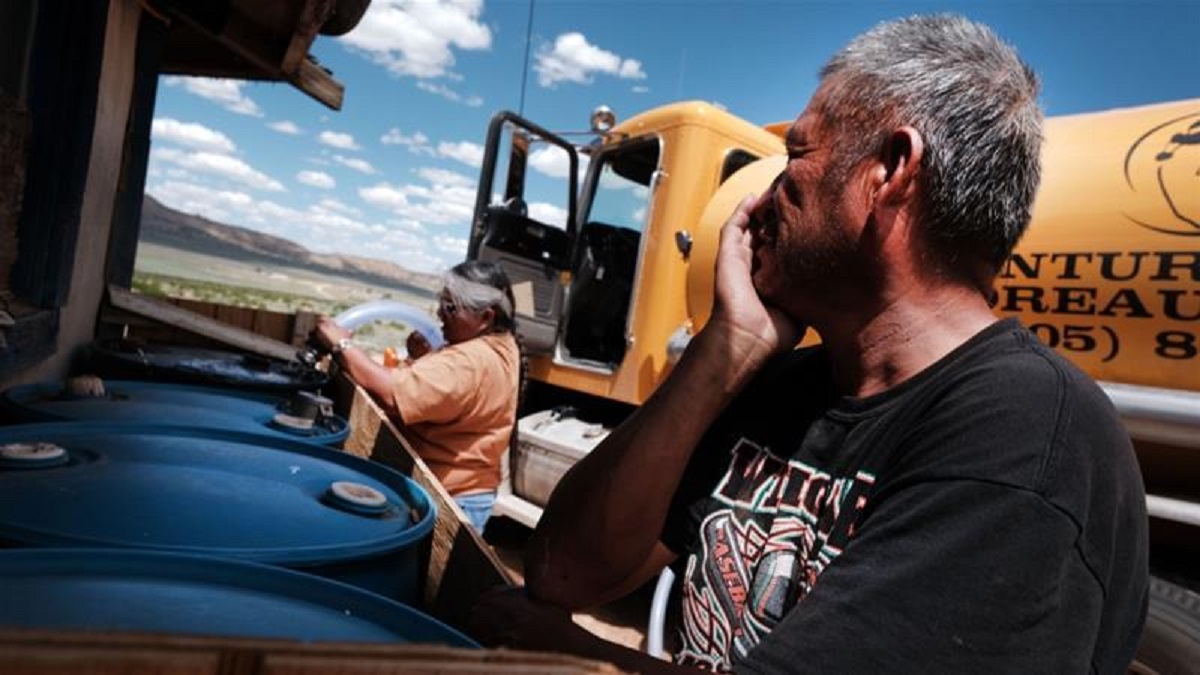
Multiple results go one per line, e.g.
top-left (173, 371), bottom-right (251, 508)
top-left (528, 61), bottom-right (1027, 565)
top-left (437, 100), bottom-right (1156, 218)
top-left (875, 126), bottom-right (924, 209)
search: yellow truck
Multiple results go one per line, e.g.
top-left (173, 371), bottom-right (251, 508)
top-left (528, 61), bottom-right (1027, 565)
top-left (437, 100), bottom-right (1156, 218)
top-left (467, 99), bottom-right (1199, 665)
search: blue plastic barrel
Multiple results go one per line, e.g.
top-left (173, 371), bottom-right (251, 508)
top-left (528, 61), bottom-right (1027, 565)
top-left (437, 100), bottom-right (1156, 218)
top-left (0, 380), bottom-right (349, 446)
top-left (0, 423), bottom-right (434, 602)
top-left (0, 549), bottom-right (476, 646)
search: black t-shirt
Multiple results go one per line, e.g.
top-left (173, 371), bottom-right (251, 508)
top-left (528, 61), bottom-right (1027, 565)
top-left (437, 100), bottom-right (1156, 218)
top-left (661, 318), bottom-right (1148, 674)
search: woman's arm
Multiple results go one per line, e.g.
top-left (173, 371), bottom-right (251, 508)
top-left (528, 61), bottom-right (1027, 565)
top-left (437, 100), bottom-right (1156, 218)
top-left (313, 317), bottom-right (405, 422)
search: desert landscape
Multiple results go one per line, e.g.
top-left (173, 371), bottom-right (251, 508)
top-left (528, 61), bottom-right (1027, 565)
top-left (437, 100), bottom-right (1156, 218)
top-left (134, 196), bottom-right (442, 353)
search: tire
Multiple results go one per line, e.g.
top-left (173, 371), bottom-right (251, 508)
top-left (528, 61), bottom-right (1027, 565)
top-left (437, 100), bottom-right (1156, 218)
top-left (1131, 576), bottom-right (1200, 674)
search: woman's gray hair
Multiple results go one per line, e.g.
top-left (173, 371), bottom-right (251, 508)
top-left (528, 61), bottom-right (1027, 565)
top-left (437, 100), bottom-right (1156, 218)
top-left (817, 14), bottom-right (1043, 278)
top-left (441, 261), bottom-right (516, 331)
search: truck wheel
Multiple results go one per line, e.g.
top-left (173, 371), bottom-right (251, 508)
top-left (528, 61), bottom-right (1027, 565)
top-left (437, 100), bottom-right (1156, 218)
top-left (1131, 576), bottom-right (1200, 674)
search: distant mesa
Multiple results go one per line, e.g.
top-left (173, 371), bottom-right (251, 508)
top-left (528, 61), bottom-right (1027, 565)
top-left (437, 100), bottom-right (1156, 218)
top-left (139, 195), bottom-right (441, 293)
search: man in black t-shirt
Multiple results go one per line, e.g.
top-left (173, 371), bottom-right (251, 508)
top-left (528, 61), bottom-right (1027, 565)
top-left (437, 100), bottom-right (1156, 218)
top-left (469, 15), bottom-right (1148, 674)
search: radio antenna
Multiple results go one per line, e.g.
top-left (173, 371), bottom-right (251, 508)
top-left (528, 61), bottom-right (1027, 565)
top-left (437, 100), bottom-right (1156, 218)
top-left (518, 0), bottom-right (535, 115)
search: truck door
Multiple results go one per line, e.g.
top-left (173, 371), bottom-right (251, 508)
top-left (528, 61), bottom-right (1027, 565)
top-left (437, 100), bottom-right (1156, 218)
top-left (468, 112), bottom-right (579, 355)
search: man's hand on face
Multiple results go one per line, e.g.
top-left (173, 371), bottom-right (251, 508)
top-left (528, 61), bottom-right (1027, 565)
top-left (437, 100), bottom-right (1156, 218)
top-left (707, 193), bottom-right (805, 366)
top-left (468, 585), bottom-right (590, 652)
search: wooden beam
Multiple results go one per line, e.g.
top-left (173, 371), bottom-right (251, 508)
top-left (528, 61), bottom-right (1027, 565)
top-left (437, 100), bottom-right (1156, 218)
top-left (106, 285), bottom-right (296, 361)
top-left (290, 57), bottom-right (343, 110)
top-left (0, 628), bottom-right (623, 673)
top-left (159, 1), bottom-right (343, 110)
top-left (280, 0), bottom-right (331, 73)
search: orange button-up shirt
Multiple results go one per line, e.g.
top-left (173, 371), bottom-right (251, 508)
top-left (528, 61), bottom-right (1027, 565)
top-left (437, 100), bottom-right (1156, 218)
top-left (391, 332), bottom-right (518, 495)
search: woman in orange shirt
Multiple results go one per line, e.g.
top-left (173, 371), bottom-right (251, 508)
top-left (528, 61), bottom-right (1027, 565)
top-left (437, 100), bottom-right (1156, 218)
top-left (313, 261), bottom-right (521, 533)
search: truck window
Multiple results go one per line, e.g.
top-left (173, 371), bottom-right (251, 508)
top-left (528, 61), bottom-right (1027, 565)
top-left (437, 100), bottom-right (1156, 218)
top-left (583, 138), bottom-right (659, 234)
top-left (562, 138), bottom-right (661, 366)
top-left (720, 149), bottom-right (759, 184)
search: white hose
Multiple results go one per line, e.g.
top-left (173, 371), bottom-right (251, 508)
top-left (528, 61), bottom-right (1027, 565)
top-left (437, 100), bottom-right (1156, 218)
top-left (333, 300), bottom-right (444, 349)
top-left (647, 567), bottom-right (676, 658)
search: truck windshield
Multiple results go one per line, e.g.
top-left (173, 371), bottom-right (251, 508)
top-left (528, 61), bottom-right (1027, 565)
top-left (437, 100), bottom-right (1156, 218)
top-left (582, 138), bottom-right (659, 233)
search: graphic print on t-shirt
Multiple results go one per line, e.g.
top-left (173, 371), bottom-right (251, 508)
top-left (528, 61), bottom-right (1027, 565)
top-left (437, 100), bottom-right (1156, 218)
top-left (676, 436), bottom-right (875, 671)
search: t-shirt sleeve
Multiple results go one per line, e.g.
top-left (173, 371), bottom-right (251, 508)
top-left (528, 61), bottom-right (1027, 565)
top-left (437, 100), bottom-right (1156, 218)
top-left (737, 478), bottom-right (1099, 674)
top-left (392, 347), bottom-right (479, 425)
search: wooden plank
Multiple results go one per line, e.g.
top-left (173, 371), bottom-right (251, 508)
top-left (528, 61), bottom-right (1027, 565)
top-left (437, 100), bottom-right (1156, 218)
top-left (336, 372), bottom-right (517, 630)
top-left (215, 304), bottom-right (255, 332)
top-left (174, 298), bottom-right (217, 318)
top-left (279, 0), bottom-right (326, 73)
top-left (255, 310), bottom-right (293, 345)
top-left (104, 11), bottom-right (166, 290)
top-left (9, 0), bottom-right (108, 308)
top-left (289, 58), bottom-right (343, 111)
top-left (291, 311), bottom-right (319, 348)
top-left (0, 629), bottom-right (622, 674)
top-left (106, 285), bottom-right (296, 361)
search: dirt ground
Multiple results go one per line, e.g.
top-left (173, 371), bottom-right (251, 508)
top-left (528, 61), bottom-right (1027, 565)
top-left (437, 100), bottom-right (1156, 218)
top-left (482, 516), bottom-right (656, 654)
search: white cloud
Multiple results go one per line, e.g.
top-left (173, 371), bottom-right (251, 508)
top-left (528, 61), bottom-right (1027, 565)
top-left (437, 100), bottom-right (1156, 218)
top-left (528, 145), bottom-right (590, 180)
top-left (437, 140), bottom-right (484, 168)
top-left (360, 181), bottom-right (475, 226)
top-left (529, 202), bottom-right (568, 228)
top-left (332, 155), bottom-right (376, 174)
top-left (632, 85), bottom-right (650, 94)
top-left (416, 81), bottom-right (483, 107)
top-left (418, 167), bottom-right (475, 188)
top-left (381, 128), bottom-right (435, 155)
top-left (163, 76), bottom-right (263, 117)
top-left (269, 120), bottom-right (302, 135)
top-left (297, 170), bottom-right (336, 189)
top-left (318, 131), bottom-right (362, 150)
top-left (317, 198), bottom-right (362, 216)
top-left (148, 181), bottom-right (256, 224)
top-left (360, 183), bottom-right (410, 211)
top-left (151, 147), bottom-right (284, 192)
top-left (534, 33), bottom-right (647, 87)
top-left (359, 164), bottom-right (479, 228)
top-left (433, 234), bottom-right (468, 257)
top-left (151, 118), bottom-right (236, 153)
top-left (338, 0), bottom-right (491, 79)
top-left (147, 177), bottom-right (463, 272)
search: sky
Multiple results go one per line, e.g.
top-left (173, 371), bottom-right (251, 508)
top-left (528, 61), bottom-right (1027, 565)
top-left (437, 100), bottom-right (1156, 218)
top-left (144, 0), bottom-right (1200, 274)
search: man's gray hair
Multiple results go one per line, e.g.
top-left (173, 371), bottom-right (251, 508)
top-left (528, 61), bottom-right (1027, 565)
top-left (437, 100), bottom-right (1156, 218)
top-left (818, 14), bottom-right (1043, 276)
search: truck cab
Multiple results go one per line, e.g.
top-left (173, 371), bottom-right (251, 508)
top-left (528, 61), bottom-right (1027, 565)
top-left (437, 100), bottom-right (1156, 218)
top-left (469, 99), bottom-right (1200, 539)
top-left (468, 103), bottom-right (786, 525)
top-left (470, 103), bottom-right (783, 407)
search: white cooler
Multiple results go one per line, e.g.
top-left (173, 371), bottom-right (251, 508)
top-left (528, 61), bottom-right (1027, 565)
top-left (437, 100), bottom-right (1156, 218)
top-left (511, 409), bottom-right (611, 507)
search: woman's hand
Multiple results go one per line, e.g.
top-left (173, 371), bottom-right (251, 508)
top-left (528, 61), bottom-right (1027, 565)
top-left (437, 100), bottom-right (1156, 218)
top-left (312, 316), bottom-right (352, 353)
top-left (406, 330), bottom-right (433, 360)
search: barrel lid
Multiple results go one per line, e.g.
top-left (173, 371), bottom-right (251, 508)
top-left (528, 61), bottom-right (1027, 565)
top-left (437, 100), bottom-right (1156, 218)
top-left (1, 380), bottom-right (349, 446)
top-left (0, 548), bottom-right (475, 646)
top-left (0, 423), bottom-right (434, 565)
top-left (0, 442), bottom-right (69, 469)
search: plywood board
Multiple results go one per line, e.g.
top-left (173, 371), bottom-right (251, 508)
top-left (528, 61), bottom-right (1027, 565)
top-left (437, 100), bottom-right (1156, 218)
top-left (336, 372), bottom-right (517, 630)
top-left (106, 285), bottom-right (296, 361)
